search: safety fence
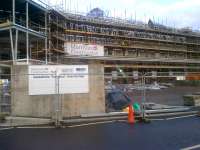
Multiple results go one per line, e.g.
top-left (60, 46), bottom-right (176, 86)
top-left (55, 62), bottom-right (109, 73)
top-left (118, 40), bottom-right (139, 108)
top-left (0, 71), bottom-right (199, 126)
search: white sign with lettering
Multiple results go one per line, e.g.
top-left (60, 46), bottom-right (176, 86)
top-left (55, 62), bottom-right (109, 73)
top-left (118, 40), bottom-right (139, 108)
top-left (29, 65), bottom-right (89, 95)
top-left (64, 43), bottom-right (104, 56)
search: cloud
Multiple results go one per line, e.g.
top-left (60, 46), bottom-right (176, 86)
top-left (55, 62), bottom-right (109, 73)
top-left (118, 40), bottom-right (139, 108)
top-left (117, 0), bottom-right (200, 29)
top-left (39, 0), bottom-right (200, 30)
top-left (163, 0), bottom-right (200, 29)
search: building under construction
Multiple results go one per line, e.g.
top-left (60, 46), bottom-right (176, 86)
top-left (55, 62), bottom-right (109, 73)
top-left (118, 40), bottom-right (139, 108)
top-left (1, 0), bottom-right (200, 78)
top-left (0, 0), bottom-right (200, 118)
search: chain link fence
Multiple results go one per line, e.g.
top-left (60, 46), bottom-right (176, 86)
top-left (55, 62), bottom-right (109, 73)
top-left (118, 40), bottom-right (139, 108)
top-left (0, 70), bottom-right (200, 126)
top-left (105, 71), bottom-right (200, 114)
top-left (0, 78), bottom-right (10, 114)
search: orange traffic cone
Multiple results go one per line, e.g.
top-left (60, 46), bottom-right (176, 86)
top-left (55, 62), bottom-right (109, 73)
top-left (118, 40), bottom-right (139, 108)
top-left (128, 105), bottom-right (135, 124)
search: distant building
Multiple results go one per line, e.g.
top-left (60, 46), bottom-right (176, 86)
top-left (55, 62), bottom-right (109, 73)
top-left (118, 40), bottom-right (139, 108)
top-left (87, 8), bottom-right (104, 18)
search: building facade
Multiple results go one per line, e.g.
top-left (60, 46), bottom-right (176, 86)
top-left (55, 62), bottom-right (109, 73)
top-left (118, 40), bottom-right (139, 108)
top-left (1, 1), bottom-right (200, 77)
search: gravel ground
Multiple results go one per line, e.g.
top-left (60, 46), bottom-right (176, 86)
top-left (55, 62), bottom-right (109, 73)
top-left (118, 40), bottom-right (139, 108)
top-left (126, 86), bottom-right (200, 106)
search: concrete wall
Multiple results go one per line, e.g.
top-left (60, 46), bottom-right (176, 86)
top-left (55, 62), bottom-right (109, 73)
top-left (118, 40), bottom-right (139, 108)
top-left (11, 65), bottom-right (53, 118)
top-left (62, 62), bottom-right (105, 118)
top-left (11, 62), bottom-right (105, 118)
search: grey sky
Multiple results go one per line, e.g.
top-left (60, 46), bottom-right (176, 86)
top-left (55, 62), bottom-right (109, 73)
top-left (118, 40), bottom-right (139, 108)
top-left (38, 0), bottom-right (200, 30)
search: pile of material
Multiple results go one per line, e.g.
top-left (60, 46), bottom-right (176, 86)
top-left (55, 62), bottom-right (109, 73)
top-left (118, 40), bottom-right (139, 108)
top-left (183, 92), bottom-right (200, 106)
top-left (106, 89), bottom-right (131, 110)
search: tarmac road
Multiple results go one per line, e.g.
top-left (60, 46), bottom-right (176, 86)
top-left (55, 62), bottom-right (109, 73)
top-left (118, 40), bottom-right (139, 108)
top-left (0, 116), bottom-right (200, 150)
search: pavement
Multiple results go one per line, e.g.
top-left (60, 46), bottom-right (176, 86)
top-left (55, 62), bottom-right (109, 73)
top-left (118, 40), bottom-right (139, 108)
top-left (0, 117), bottom-right (52, 127)
top-left (1, 106), bottom-right (197, 127)
top-left (0, 116), bottom-right (200, 150)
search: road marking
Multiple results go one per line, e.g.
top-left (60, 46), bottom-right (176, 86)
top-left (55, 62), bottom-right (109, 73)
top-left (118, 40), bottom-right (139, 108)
top-left (116, 120), bottom-right (127, 122)
top-left (17, 126), bottom-right (55, 129)
top-left (0, 127), bottom-right (13, 131)
top-left (150, 118), bottom-right (165, 121)
top-left (166, 114), bottom-right (196, 120)
top-left (147, 114), bottom-right (196, 121)
top-left (67, 120), bottom-right (115, 128)
top-left (181, 144), bottom-right (200, 150)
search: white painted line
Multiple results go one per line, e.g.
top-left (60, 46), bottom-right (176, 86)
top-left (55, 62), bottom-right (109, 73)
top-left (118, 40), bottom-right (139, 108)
top-left (67, 120), bottom-right (115, 128)
top-left (181, 144), bottom-right (200, 150)
top-left (116, 120), bottom-right (127, 122)
top-left (0, 127), bottom-right (13, 131)
top-left (139, 114), bottom-right (196, 122)
top-left (17, 126), bottom-right (55, 129)
top-left (71, 115), bottom-right (194, 125)
top-left (150, 118), bottom-right (165, 121)
top-left (166, 114), bottom-right (196, 120)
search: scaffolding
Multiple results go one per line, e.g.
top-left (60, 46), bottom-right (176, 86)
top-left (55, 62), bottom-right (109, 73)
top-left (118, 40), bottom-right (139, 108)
top-left (0, 0), bottom-right (200, 74)
top-left (0, 0), bottom-right (48, 65)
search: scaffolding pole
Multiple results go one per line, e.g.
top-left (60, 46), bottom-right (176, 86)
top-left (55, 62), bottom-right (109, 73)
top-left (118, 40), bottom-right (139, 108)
top-left (48, 15), bottom-right (51, 62)
top-left (9, 29), bottom-right (15, 62)
top-left (12, 0), bottom-right (15, 24)
top-left (15, 29), bottom-right (18, 60)
top-left (26, 1), bottom-right (29, 64)
top-left (45, 12), bottom-right (48, 64)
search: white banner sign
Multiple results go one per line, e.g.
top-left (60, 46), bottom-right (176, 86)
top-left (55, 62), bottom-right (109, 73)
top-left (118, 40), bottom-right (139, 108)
top-left (64, 43), bottom-right (104, 56)
top-left (176, 76), bottom-right (186, 81)
top-left (112, 71), bottom-right (118, 80)
top-left (29, 65), bottom-right (89, 95)
top-left (133, 71), bottom-right (139, 79)
top-left (152, 71), bottom-right (157, 77)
